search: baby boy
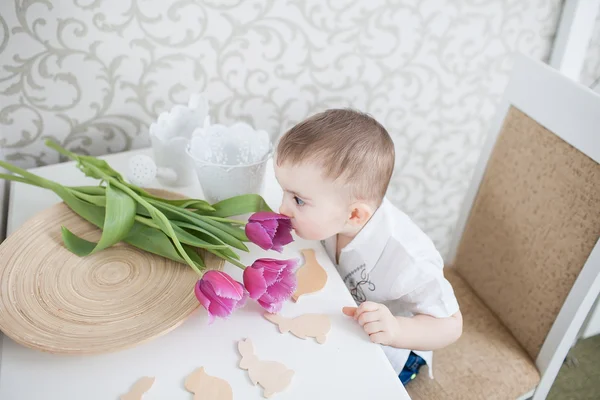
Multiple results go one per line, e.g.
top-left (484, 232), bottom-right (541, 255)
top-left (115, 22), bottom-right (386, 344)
top-left (274, 109), bottom-right (462, 384)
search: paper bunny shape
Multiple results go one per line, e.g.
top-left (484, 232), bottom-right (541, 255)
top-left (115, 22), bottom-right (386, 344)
top-left (185, 367), bottom-right (233, 400)
top-left (264, 313), bottom-right (331, 344)
top-left (238, 338), bottom-right (294, 398)
top-left (292, 249), bottom-right (327, 301)
top-left (120, 376), bottom-right (154, 400)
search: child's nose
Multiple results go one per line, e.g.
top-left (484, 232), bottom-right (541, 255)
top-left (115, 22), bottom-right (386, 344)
top-left (279, 203), bottom-right (292, 218)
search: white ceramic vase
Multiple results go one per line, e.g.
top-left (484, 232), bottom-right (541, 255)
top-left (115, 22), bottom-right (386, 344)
top-left (187, 122), bottom-right (272, 203)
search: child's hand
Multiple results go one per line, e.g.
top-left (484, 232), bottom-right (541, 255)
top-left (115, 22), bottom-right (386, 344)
top-left (342, 302), bottom-right (401, 346)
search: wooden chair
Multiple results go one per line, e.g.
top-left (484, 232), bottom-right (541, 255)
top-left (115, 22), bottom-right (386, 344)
top-left (407, 54), bottom-right (600, 400)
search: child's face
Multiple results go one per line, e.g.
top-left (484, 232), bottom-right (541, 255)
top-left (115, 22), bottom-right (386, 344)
top-left (274, 161), bottom-right (351, 241)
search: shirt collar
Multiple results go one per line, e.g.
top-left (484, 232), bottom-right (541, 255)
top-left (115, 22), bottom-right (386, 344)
top-left (340, 197), bottom-right (392, 269)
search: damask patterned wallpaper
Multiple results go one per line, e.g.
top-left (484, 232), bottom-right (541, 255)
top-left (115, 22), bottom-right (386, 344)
top-left (582, 10), bottom-right (600, 92)
top-left (0, 0), bottom-right (564, 255)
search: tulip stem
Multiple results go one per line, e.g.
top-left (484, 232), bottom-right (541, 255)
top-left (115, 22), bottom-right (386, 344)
top-left (206, 249), bottom-right (246, 269)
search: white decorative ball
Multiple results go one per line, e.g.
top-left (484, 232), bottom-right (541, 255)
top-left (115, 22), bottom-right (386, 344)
top-left (127, 155), bottom-right (157, 187)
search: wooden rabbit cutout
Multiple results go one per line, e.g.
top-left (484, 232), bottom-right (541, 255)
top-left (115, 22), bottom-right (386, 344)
top-left (292, 249), bottom-right (327, 301)
top-left (185, 367), bottom-right (233, 400)
top-left (264, 313), bottom-right (331, 344)
top-left (238, 338), bottom-right (294, 398)
top-left (120, 377), bottom-right (155, 400)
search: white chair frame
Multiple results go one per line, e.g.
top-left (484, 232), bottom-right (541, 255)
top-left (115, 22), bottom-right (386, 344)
top-left (446, 53), bottom-right (600, 400)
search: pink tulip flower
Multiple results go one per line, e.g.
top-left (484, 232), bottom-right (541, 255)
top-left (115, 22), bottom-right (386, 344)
top-left (243, 258), bottom-right (298, 313)
top-left (195, 270), bottom-right (248, 323)
top-left (245, 212), bottom-right (293, 252)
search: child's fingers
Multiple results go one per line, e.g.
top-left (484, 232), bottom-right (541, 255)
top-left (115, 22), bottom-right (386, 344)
top-left (363, 321), bottom-right (384, 335)
top-left (354, 301), bottom-right (380, 319)
top-left (357, 310), bottom-right (380, 326)
top-left (342, 306), bottom-right (357, 317)
top-left (369, 332), bottom-right (387, 344)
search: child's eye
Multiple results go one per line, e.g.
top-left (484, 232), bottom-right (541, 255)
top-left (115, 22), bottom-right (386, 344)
top-left (294, 196), bottom-right (305, 206)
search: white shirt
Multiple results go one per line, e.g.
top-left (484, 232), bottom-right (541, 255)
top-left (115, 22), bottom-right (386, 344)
top-left (322, 198), bottom-right (460, 377)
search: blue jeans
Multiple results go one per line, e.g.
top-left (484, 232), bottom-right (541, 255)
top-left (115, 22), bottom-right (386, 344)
top-left (399, 351), bottom-right (427, 385)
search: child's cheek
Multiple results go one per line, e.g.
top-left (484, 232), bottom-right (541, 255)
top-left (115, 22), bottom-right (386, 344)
top-left (291, 216), bottom-right (313, 240)
top-left (297, 221), bottom-right (331, 242)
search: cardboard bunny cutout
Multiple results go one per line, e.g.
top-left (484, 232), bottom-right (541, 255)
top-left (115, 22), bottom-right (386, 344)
top-left (185, 367), bottom-right (233, 400)
top-left (120, 377), bottom-right (154, 400)
top-left (264, 313), bottom-right (331, 344)
top-left (238, 338), bottom-right (294, 398)
top-left (292, 249), bottom-right (327, 301)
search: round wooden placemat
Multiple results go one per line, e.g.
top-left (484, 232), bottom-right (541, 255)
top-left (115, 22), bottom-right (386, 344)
top-left (0, 189), bottom-right (224, 355)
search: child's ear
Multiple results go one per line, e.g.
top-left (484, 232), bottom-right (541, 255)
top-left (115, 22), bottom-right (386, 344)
top-left (348, 202), bottom-right (373, 227)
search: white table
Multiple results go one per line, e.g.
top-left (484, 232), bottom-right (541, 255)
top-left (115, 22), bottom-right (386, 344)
top-left (0, 148), bottom-right (410, 400)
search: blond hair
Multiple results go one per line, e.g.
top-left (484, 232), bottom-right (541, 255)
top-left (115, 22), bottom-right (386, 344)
top-left (276, 109), bottom-right (395, 204)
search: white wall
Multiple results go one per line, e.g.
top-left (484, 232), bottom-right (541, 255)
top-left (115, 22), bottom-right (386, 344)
top-left (581, 8), bottom-right (600, 93)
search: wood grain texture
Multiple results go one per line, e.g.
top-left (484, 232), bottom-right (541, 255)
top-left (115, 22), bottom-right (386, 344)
top-left (0, 189), bottom-right (223, 354)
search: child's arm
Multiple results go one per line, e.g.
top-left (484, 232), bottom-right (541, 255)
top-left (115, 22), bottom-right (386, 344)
top-left (343, 301), bottom-right (463, 350)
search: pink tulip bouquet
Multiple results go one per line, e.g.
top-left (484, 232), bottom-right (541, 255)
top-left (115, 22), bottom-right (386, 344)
top-left (0, 142), bottom-right (297, 324)
top-left (194, 212), bottom-right (298, 323)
